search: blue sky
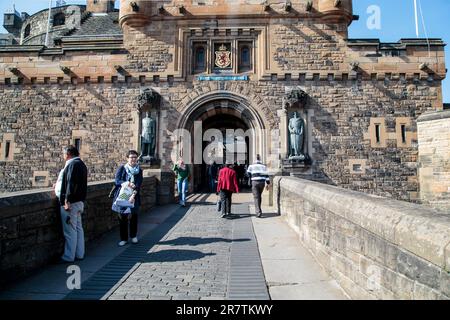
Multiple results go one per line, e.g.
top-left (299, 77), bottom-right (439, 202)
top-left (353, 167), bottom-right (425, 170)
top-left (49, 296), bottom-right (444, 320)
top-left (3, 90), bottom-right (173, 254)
top-left (0, 0), bottom-right (449, 102)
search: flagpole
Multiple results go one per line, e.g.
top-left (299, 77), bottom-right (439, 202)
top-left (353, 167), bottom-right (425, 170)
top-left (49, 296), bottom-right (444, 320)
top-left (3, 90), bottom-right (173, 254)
top-left (414, 0), bottom-right (419, 37)
top-left (44, 0), bottom-right (52, 47)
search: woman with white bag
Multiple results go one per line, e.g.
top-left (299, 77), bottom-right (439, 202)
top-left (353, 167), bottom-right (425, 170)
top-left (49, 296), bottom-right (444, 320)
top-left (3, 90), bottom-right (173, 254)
top-left (112, 150), bottom-right (143, 246)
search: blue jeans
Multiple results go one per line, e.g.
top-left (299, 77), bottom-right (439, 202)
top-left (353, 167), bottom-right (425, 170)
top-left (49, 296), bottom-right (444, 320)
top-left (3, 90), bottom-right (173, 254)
top-left (177, 178), bottom-right (188, 203)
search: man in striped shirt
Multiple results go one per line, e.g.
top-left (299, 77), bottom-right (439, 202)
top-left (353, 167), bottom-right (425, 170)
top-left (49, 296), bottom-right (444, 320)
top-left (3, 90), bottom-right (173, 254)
top-left (246, 154), bottom-right (270, 218)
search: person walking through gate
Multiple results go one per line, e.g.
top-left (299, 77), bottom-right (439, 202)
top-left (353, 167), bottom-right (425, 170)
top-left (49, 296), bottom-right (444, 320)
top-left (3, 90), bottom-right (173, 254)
top-left (247, 154), bottom-right (270, 218)
top-left (207, 161), bottom-right (219, 193)
top-left (113, 150), bottom-right (143, 246)
top-left (54, 145), bottom-right (88, 262)
top-left (217, 161), bottom-right (239, 218)
top-left (173, 159), bottom-right (189, 206)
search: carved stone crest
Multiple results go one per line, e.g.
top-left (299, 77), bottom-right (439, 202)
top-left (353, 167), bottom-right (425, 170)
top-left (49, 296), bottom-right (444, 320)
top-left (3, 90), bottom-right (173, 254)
top-left (215, 44), bottom-right (232, 69)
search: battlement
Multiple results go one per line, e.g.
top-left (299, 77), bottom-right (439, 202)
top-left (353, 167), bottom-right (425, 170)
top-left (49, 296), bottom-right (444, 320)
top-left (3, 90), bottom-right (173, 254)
top-left (119, 0), bottom-right (354, 28)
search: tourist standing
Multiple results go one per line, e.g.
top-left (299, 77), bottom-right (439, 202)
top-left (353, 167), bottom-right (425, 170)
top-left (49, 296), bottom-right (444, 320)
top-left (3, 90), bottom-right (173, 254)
top-left (217, 161), bottom-right (239, 218)
top-left (173, 159), bottom-right (190, 206)
top-left (55, 145), bottom-right (88, 262)
top-left (247, 154), bottom-right (270, 218)
top-left (113, 150), bottom-right (143, 246)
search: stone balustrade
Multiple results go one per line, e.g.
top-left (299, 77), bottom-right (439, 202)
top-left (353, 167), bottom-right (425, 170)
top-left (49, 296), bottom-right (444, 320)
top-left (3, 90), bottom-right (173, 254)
top-left (273, 176), bottom-right (450, 299)
top-left (0, 177), bottom-right (157, 286)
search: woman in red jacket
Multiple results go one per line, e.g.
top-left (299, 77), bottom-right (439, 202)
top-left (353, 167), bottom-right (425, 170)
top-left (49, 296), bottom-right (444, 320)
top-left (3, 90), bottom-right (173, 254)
top-left (217, 162), bottom-right (240, 218)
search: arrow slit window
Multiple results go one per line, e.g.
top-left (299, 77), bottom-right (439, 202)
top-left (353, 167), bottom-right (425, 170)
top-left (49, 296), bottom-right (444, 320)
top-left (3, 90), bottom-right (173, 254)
top-left (238, 41), bottom-right (252, 73)
top-left (193, 42), bottom-right (207, 74)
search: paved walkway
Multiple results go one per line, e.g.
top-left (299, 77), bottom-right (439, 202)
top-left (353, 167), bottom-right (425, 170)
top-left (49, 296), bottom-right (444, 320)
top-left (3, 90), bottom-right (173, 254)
top-left (0, 192), bottom-right (347, 300)
top-left (250, 205), bottom-right (348, 300)
top-left (0, 202), bottom-right (180, 300)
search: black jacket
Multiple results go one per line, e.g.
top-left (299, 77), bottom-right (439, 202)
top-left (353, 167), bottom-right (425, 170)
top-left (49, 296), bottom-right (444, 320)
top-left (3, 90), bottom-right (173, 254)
top-left (59, 158), bottom-right (88, 206)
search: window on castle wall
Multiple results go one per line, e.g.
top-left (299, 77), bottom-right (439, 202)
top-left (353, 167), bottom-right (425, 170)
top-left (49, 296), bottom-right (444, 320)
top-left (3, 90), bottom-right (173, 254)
top-left (5, 141), bottom-right (11, 159)
top-left (192, 43), bottom-right (207, 74)
top-left (238, 42), bottom-right (252, 73)
top-left (74, 138), bottom-right (81, 152)
top-left (375, 124), bottom-right (381, 144)
top-left (401, 124), bottom-right (407, 144)
top-left (24, 24), bottom-right (31, 38)
top-left (53, 13), bottom-right (66, 26)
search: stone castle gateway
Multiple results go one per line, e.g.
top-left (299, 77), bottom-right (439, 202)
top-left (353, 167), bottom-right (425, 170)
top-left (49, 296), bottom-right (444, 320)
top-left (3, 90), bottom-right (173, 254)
top-left (0, 0), bottom-right (447, 208)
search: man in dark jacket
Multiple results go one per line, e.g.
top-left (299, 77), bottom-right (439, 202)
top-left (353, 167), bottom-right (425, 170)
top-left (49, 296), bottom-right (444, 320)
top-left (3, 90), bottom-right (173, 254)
top-left (56, 145), bottom-right (88, 262)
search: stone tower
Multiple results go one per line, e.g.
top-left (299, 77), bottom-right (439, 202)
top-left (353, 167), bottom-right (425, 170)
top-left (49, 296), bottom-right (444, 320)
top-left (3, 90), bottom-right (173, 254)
top-left (87, 0), bottom-right (115, 13)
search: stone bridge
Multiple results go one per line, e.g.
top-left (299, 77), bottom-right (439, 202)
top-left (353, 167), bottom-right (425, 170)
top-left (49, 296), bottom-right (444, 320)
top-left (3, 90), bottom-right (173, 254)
top-left (0, 176), bottom-right (449, 300)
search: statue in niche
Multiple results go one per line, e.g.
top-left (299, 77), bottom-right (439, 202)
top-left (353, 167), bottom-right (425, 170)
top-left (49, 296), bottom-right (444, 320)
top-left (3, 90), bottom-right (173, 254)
top-left (140, 112), bottom-right (156, 160)
top-left (288, 111), bottom-right (305, 160)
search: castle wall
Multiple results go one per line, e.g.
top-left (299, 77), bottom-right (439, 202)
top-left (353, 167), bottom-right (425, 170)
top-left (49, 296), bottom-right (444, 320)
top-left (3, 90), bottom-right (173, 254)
top-left (0, 6), bottom-right (446, 205)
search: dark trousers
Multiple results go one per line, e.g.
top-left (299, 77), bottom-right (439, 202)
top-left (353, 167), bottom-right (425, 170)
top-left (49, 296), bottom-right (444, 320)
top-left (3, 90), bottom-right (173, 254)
top-left (119, 208), bottom-right (139, 241)
top-left (252, 180), bottom-right (266, 215)
top-left (219, 190), bottom-right (233, 215)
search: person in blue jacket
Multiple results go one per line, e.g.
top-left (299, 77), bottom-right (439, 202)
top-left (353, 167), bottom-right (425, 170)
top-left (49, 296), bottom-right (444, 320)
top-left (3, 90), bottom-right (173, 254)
top-left (113, 150), bottom-right (143, 246)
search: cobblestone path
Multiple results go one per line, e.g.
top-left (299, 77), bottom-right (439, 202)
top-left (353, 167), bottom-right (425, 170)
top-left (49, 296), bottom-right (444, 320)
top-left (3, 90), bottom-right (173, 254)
top-left (65, 195), bottom-right (269, 300)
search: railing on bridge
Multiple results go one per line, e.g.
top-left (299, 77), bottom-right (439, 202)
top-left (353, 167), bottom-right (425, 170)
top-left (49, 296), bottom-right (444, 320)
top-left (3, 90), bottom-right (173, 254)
top-left (273, 176), bottom-right (450, 300)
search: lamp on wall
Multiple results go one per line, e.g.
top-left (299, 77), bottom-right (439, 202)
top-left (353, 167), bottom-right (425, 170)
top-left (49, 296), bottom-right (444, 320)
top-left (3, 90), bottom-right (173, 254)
top-left (130, 2), bottom-right (139, 12)
top-left (60, 66), bottom-right (71, 74)
top-left (114, 65), bottom-right (125, 74)
top-left (419, 63), bottom-right (429, 71)
top-left (306, 1), bottom-right (313, 12)
top-left (8, 66), bottom-right (19, 74)
top-left (350, 62), bottom-right (359, 71)
top-left (284, 1), bottom-right (292, 12)
top-left (178, 5), bottom-right (186, 14)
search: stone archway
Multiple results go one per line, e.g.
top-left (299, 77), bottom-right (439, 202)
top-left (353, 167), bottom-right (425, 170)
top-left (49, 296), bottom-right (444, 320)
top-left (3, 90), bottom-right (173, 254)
top-left (176, 91), bottom-right (270, 192)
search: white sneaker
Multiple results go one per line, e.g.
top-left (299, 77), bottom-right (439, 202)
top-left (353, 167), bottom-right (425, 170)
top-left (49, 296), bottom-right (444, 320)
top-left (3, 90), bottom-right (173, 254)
top-left (131, 237), bottom-right (138, 244)
top-left (118, 241), bottom-right (127, 247)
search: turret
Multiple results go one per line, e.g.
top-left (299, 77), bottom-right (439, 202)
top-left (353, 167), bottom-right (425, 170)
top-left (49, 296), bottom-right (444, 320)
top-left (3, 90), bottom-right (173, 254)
top-left (3, 6), bottom-right (24, 38)
top-left (87, 0), bottom-right (115, 14)
top-left (119, 0), bottom-right (151, 28)
top-left (318, 0), bottom-right (353, 25)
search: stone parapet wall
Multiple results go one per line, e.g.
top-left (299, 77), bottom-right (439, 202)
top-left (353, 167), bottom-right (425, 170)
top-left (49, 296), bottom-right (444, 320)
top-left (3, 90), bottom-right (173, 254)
top-left (273, 176), bottom-right (450, 299)
top-left (0, 176), bottom-right (157, 286)
top-left (418, 111), bottom-right (450, 212)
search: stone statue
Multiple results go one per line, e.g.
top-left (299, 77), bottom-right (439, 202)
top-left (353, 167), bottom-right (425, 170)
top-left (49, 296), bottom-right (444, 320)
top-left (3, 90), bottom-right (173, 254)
top-left (140, 112), bottom-right (156, 159)
top-left (288, 112), bottom-right (305, 158)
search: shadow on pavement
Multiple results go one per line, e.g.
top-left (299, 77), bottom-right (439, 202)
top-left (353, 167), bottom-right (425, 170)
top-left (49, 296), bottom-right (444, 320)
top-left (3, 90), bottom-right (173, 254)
top-left (258, 212), bottom-right (281, 219)
top-left (142, 249), bottom-right (216, 262)
top-left (64, 205), bottom-right (192, 300)
top-left (223, 213), bottom-right (253, 220)
top-left (158, 236), bottom-right (250, 246)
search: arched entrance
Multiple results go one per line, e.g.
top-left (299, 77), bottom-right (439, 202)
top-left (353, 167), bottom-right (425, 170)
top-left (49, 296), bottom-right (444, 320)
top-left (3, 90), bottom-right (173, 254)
top-left (176, 92), bottom-right (268, 192)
